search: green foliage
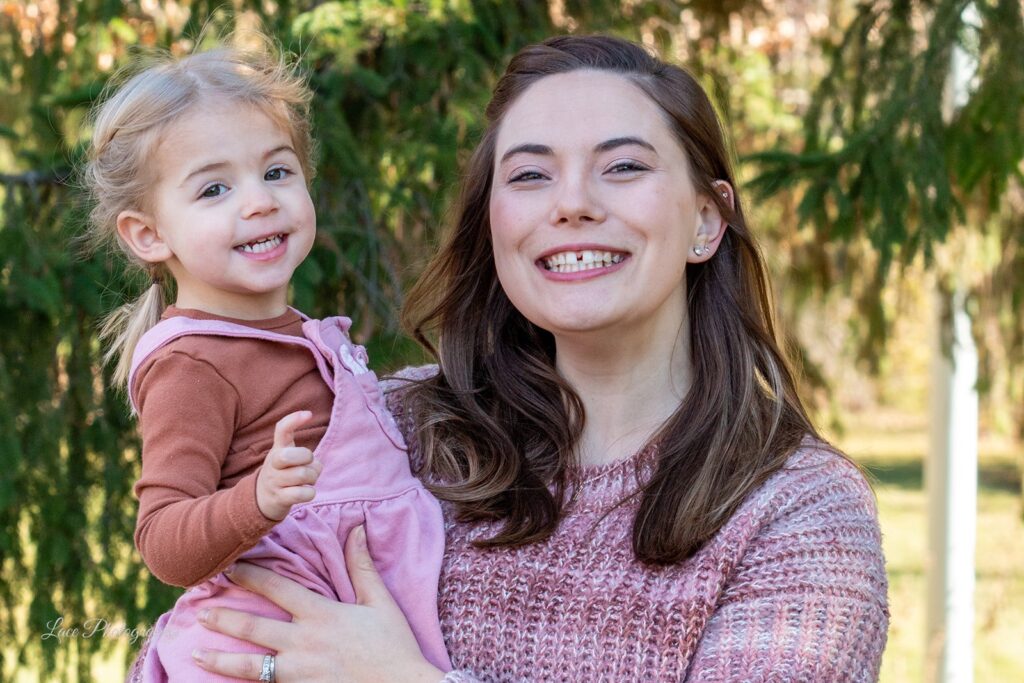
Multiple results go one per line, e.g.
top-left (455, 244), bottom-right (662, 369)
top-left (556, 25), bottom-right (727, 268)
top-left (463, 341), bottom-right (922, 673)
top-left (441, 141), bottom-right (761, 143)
top-left (1, 1), bottom-right (710, 678)
top-left (4, 1), bottom-right (1019, 679)
top-left (747, 0), bottom-right (1024, 393)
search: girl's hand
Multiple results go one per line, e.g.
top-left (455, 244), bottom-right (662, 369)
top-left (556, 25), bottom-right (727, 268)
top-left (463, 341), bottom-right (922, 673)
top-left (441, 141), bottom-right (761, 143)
top-left (193, 525), bottom-right (445, 682)
top-left (257, 411), bottom-right (322, 521)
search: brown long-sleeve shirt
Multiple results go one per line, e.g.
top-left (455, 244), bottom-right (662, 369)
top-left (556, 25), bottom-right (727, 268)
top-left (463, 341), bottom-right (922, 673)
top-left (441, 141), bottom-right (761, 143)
top-left (131, 306), bottom-right (334, 587)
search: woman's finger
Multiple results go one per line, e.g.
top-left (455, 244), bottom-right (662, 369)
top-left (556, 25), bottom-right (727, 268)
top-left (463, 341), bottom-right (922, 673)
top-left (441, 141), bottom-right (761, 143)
top-left (192, 648), bottom-right (277, 680)
top-left (224, 563), bottom-right (328, 618)
top-left (199, 606), bottom-right (291, 649)
top-left (344, 525), bottom-right (389, 607)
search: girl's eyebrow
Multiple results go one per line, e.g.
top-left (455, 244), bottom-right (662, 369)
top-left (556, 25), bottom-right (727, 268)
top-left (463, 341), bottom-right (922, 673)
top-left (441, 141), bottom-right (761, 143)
top-left (179, 161), bottom-right (228, 187)
top-left (499, 137), bottom-right (657, 165)
top-left (178, 145), bottom-right (298, 187)
top-left (262, 144), bottom-right (297, 160)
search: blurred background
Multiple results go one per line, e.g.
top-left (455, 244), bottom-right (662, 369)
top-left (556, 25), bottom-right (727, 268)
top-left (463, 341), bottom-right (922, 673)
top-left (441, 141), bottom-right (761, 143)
top-left (0, 1), bottom-right (1021, 680)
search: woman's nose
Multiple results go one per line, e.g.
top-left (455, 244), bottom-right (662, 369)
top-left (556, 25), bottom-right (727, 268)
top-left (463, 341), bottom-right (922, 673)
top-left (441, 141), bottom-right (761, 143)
top-left (241, 181), bottom-right (279, 218)
top-left (548, 173), bottom-right (606, 227)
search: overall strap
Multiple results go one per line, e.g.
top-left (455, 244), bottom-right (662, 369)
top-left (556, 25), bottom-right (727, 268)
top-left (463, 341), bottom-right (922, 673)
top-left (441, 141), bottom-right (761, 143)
top-left (127, 311), bottom-right (332, 414)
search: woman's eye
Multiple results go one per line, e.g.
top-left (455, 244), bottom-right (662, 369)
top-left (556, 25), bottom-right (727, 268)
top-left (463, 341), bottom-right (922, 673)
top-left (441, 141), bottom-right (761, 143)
top-left (199, 183), bottom-right (227, 198)
top-left (509, 170), bottom-right (546, 183)
top-left (265, 166), bottom-right (290, 181)
top-left (607, 161), bottom-right (649, 174)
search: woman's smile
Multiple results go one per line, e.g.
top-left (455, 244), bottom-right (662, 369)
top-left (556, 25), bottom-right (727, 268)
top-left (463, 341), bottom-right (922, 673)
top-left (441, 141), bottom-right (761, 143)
top-left (489, 70), bottom-right (700, 338)
top-left (536, 244), bottom-right (630, 280)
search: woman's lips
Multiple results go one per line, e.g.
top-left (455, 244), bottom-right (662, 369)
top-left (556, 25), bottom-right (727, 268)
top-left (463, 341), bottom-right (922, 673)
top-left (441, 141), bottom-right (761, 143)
top-left (536, 248), bottom-right (630, 280)
top-left (540, 248), bottom-right (626, 272)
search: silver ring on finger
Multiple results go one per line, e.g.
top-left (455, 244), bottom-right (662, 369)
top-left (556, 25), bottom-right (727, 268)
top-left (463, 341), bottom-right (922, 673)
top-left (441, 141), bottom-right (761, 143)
top-left (258, 653), bottom-right (276, 682)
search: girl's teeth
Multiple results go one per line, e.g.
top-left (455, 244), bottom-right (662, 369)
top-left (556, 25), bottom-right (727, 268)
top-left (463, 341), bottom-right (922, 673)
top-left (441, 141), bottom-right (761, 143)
top-left (542, 250), bottom-right (624, 273)
top-left (238, 234), bottom-right (284, 254)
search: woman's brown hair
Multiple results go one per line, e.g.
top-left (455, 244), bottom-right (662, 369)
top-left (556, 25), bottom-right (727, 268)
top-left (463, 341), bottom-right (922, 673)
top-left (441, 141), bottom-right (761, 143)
top-left (402, 34), bottom-right (821, 564)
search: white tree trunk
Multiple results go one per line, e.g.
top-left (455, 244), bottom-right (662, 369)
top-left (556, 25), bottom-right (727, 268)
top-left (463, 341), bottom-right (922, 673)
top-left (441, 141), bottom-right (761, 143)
top-left (924, 288), bottom-right (978, 682)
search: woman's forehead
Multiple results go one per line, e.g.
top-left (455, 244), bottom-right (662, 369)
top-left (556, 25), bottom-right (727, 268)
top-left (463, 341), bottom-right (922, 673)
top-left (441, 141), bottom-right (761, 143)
top-left (493, 71), bottom-right (684, 167)
top-left (494, 70), bottom-right (675, 157)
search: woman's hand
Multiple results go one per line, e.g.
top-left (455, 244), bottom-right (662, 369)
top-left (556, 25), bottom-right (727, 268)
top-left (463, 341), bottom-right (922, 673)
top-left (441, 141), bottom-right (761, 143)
top-left (192, 525), bottom-right (445, 682)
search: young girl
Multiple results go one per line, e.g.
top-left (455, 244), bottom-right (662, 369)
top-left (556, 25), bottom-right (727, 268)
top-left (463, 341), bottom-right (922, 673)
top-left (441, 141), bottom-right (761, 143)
top-left (84, 43), bottom-right (450, 681)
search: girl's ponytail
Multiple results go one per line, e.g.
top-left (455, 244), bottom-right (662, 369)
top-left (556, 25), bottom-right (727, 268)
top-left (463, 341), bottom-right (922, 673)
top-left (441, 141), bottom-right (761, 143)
top-left (99, 270), bottom-right (167, 388)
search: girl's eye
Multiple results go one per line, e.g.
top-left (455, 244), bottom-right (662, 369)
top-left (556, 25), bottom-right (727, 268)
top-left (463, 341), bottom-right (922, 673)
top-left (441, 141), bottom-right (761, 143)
top-left (607, 160), bottom-right (649, 175)
top-left (265, 166), bottom-right (290, 181)
top-left (199, 183), bottom-right (227, 199)
top-left (509, 169), bottom-right (547, 183)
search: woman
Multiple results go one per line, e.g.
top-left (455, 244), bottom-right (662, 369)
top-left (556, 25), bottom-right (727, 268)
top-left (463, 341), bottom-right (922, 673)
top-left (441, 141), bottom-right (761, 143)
top-left (181, 35), bottom-right (889, 681)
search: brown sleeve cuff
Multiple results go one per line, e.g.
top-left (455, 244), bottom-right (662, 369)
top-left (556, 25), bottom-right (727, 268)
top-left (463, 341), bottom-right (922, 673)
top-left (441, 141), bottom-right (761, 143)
top-left (228, 468), bottom-right (279, 544)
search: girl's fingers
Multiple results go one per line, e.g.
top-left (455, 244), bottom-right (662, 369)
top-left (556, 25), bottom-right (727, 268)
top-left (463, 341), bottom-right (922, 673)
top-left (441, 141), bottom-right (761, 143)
top-left (278, 485), bottom-right (316, 505)
top-left (192, 649), bottom-right (278, 680)
top-left (223, 563), bottom-right (327, 619)
top-left (272, 411), bottom-right (313, 450)
top-left (277, 465), bottom-right (320, 487)
top-left (270, 446), bottom-right (314, 468)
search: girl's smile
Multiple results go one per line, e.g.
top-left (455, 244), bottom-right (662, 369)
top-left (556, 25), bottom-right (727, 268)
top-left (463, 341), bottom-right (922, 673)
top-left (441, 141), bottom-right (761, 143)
top-left (235, 233), bottom-right (289, 260)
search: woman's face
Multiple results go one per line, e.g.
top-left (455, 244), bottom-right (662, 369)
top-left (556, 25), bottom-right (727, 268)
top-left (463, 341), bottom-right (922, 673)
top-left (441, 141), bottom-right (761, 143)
top-left (489, 70), bottom-right (719, 343)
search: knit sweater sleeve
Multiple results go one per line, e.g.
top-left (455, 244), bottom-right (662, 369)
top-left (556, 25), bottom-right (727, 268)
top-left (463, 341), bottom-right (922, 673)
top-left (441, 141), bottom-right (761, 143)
top-left (133, 350), bottom-right (277, 588)
top-left (686, 449), bottom-right (890, 682)
top-left (380, 364), bottom-right (439, 471)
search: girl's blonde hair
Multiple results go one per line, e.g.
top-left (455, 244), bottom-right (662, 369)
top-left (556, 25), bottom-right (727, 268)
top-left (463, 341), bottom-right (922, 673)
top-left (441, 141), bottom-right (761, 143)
top-left (84, 38), bottom-right (315, 389)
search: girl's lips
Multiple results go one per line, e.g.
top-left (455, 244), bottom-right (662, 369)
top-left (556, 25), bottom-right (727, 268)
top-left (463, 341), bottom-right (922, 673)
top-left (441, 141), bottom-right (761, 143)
top-left (236, 233), bottom-right (288, 262)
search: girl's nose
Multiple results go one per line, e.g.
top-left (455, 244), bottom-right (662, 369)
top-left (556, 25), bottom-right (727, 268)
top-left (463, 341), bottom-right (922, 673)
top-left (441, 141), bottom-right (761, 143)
top-left (241, 181), bottom-right (279, 218)
top-left (548, 173), bottom-right (607, 227)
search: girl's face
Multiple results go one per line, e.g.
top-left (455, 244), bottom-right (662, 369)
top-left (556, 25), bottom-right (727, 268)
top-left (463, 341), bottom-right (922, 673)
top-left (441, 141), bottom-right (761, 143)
top-left (488, 70), bottom-right (724, 344)
top-left (120, 99), bottom-right (315, 319)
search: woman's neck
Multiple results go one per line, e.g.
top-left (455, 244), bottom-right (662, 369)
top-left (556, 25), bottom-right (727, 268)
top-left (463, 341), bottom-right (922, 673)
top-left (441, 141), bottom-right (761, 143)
top-left (555, 316), bottom-right (691, 468)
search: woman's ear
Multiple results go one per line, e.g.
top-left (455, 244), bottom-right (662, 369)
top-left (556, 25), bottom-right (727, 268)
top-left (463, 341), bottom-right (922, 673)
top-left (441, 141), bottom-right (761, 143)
top-left (687, 180), bottom-right (733, 263)
top-left (116, 210), bottom-right (173, 264)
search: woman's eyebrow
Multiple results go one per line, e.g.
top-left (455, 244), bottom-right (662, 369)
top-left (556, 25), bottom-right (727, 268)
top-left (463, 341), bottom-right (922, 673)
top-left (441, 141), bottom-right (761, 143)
top-left (499, 143), bottom-right (552, 164)
top-left (595, 136), bottom-right (656, 153)
top-left (499, 137), bottom-right (657, 165)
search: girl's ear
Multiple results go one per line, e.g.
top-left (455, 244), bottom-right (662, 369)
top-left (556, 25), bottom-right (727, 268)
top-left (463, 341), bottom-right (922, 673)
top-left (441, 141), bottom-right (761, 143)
top-left (687, 180), bottom-right (733, 263)
top-left (116, 210), bottom-right (173, 264)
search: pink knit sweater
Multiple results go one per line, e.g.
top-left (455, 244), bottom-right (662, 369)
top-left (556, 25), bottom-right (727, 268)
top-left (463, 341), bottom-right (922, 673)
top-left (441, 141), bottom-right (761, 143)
top-left (383, 369), bottom-right (889, 682)
top-left (126, 367), bottom-right (889, 681)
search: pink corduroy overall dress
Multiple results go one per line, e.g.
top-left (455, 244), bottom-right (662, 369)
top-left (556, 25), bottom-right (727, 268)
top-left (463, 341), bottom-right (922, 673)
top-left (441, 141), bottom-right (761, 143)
top-left (127, 313), bottom-right (450, 681)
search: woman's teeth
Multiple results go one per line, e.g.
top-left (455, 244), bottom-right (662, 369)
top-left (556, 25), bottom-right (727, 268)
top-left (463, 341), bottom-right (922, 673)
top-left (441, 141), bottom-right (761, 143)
top-left (237, 234), bottom-right (284, 254)
top-left (542, 250), bottom-right (624, 273)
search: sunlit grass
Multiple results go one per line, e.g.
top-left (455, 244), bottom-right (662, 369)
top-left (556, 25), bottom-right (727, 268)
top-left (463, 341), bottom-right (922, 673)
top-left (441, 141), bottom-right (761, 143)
top-left (833, 409), bottom-right (1024, 682)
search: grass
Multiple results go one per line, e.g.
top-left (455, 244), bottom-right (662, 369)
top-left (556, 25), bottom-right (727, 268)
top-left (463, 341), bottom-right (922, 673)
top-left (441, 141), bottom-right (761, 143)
top-left (831, 409), bottom-right (1024, 682)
